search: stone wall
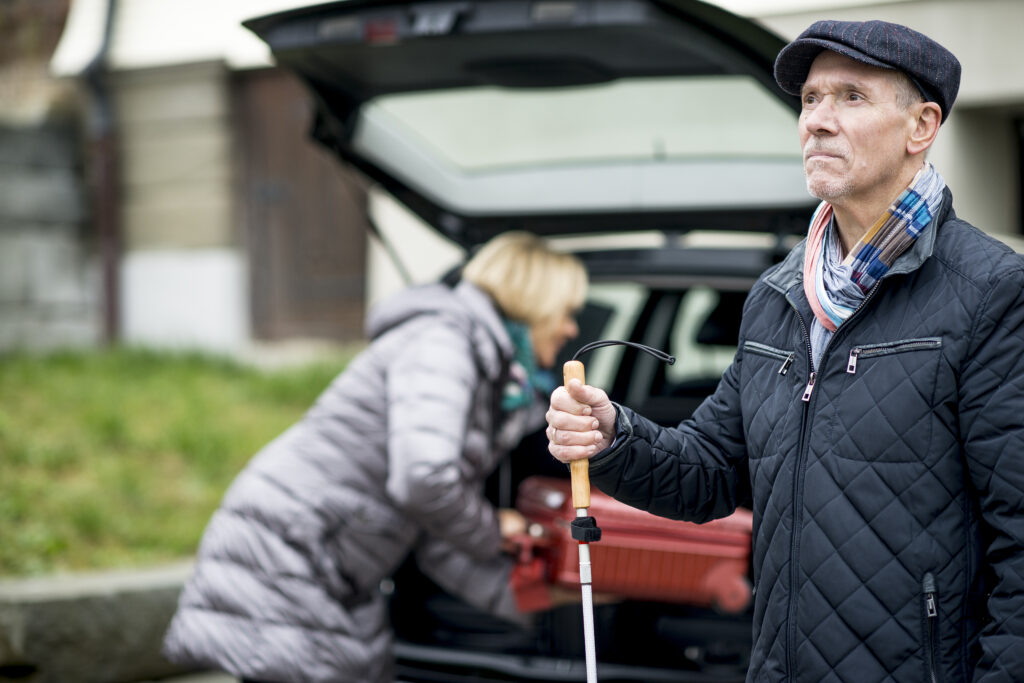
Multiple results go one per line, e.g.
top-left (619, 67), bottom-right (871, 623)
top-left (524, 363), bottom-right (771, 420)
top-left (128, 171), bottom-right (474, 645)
top-left (0, 118), bottom-right (101, 351)
top-left (0, 0), bottom-right (99, 352)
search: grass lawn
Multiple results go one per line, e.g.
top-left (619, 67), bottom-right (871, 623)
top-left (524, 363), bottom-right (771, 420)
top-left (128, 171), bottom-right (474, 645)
top-left (0, 347), bottom-right (355, 577)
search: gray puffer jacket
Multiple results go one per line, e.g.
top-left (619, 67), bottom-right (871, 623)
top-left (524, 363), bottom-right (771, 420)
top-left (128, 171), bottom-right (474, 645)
top-left (592, 189), bottom-right (1024, 682)
top-left (163, 280), bottom-right (535, 683)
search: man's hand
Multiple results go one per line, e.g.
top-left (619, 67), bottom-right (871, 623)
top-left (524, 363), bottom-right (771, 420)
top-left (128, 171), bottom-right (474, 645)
top-left (545, 379), bottom-right (617, 463)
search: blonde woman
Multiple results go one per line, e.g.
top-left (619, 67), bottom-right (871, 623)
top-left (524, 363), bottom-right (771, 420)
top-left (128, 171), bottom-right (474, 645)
top-left (163, 231), bottom-right (587, 683)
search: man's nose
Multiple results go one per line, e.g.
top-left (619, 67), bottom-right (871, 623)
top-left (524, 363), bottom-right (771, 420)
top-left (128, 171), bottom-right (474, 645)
top-left (801, 98), bottom-right (838, 134)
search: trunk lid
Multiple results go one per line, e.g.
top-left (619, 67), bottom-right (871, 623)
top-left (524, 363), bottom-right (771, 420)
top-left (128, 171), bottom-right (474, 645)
top-left (244, 0), bottom-right (813, 248)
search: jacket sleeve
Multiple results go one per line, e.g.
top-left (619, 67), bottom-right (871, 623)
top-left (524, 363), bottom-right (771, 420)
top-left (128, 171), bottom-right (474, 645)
top-left (414, 536), bottom-right (525, 626)
top-left (959, 267), bottom-right (1024, 682)
top-left (589, 350), bottom-right (749, 523)
top-left (385, 317), bottom-right (501, 561)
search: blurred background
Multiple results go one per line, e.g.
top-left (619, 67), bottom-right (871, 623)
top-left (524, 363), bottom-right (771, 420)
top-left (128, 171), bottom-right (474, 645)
top-left (2, 0), bottom-right (1023, 681)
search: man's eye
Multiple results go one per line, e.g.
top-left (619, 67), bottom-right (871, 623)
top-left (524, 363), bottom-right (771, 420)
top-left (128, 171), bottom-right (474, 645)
top-left (802, 94), bottom-right (818, 106)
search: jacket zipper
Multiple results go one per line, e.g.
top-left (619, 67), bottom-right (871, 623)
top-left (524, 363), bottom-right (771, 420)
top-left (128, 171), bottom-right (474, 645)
top-left (742, 341), bottom-right (795, 375)
top-left (782, 278), bottom-right (883, 679)
top-left (784, 296), bottom-right (815, 678)
top-left (846, 338), bottom-right (942, 374)
top-left (923, 572), bottom-right (940, 683)
top-left (800, 372), bottom-right (816, 401)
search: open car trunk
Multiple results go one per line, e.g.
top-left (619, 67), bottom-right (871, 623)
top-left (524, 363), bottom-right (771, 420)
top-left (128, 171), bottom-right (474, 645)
top-left (244, 0), bottom-right (813, 248)
top-left (244, 1), bottom-right (813, 679)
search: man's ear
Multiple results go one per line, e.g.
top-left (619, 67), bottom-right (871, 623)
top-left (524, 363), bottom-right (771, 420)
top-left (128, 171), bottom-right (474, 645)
top-left (908, 102), bottom-right (942, 155)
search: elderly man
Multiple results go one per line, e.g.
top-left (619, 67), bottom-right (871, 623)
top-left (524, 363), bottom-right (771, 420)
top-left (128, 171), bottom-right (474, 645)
top-left (546, 20), bottom-right (1023, 682)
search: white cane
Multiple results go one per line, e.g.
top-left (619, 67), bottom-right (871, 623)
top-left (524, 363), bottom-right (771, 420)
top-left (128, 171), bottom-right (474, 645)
top-left (561, 342), bottom-right (675, 683)
top-left (564, 359), bottom-right (600, 683)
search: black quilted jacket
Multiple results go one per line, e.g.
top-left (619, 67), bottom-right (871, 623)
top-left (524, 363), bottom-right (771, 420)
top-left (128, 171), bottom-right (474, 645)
top-left (591, 189), bottom-right (1024, 682)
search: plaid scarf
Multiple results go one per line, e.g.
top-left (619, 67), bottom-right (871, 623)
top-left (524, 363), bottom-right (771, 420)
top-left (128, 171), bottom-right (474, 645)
top-left (804, 162), bottom-right (946, 335)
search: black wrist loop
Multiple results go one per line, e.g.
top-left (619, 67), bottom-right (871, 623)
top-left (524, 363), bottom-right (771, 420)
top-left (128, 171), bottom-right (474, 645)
top-left (571, 339), bottom-right (675, 366)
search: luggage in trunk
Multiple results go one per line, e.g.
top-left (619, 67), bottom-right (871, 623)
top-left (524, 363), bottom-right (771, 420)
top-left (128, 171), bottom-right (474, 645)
top-left (515, 476), bottom-right (753, 613)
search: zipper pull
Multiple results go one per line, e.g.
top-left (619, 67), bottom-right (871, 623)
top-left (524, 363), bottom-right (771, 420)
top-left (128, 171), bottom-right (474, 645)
top-left (924, 572), bottom-right (938, 618)
top-left (778, 353), bottom-right (795, 375)
top-left (801, 372), bottom-right (817, 402)
top-left (847, 348), bottom-right (860, 374)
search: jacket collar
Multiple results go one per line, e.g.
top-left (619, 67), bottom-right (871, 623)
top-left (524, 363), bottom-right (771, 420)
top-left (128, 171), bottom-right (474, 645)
top-left (454, 280), bottom-right (516, 381)
top-left (764, 187), bottom-right (953, 294)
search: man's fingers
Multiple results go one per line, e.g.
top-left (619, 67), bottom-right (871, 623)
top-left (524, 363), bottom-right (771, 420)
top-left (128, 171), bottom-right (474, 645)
top-left (545, 406), bottom-right (601, 434)
top-left (546, 424), bottom-right (604, 447)
top-left (549, 384), bottom-right (592, 415)
top-left (548, 440), bottom-right (599, 463)
top-left (566, 378), bottom-right (608, 409)
top-left (546, 382), bottom-right (613, 463)
top-left (545, 419), bottom-right (605, 463)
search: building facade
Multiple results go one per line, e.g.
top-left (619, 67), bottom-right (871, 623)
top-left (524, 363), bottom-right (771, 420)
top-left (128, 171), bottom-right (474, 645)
top-left (17, 0), bottom-right (1024, 353)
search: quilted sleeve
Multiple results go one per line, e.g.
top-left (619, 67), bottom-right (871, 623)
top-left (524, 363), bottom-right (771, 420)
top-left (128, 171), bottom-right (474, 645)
top-left (959, 267), bottom-right (1024, 682)
top-left (589, 354), bottom-right (749, 523)
top-left (385, 318), bottom-right (501, 561)
top-left (414, 536), bottom-right (524, 625)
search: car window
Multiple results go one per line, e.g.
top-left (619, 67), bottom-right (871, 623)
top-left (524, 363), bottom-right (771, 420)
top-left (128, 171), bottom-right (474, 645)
top-left (353, 74), bottom-right (806, 214)
top-left (571, 282), bottom-right (647, 390)
top-left (369, 76), bottom-right (795, 168)
top-left (667, 287), bottom-right (737, 385)
top-left (567, 280), bottom-right (746, 425)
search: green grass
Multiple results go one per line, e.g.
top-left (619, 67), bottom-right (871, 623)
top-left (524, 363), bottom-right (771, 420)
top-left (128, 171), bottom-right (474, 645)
top-left (0, 347), bottom-right (356, 577)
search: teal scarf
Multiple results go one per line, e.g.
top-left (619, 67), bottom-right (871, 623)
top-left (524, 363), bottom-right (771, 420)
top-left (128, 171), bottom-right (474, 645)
top-left (501, 321), bottom-right (556, 412)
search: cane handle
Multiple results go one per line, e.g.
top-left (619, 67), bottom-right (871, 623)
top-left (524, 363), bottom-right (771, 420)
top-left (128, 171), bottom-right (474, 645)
top-left (563, 360), bottom-right (590, 510)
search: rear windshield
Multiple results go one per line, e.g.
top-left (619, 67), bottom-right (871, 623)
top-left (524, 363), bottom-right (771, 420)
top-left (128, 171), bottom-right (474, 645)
top-left (353, 74), bottom-right (806, 214)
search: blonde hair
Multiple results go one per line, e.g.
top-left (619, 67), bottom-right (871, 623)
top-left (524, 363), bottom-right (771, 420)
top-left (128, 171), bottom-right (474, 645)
top-left (462, 231), bottom-right (587, 325)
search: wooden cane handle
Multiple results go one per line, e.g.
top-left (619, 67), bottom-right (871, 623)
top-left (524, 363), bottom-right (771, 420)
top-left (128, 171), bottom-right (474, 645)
top-left (563, 360), bottom-right (590, 509)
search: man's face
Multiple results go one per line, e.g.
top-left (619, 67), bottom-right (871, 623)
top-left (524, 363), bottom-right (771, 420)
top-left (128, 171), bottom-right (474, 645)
top-left (798, 51), bottom-right (916, 207)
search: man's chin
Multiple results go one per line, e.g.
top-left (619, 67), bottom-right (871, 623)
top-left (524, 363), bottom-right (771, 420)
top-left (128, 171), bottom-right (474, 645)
top-left (805, 176), bottom-right (849, 202)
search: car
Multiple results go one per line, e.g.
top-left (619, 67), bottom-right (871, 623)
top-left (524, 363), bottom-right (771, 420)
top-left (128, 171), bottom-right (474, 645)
top-left (243, 1), bottom-right (817, 680)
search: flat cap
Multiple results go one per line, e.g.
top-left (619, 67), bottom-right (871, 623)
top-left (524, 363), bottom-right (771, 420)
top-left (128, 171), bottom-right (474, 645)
top-left (774, 20), bottom-right (961, 123)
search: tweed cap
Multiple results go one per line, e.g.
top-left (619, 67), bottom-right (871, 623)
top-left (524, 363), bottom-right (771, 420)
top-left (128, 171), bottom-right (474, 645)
top-left (774, 20), bottom-right (961, 122)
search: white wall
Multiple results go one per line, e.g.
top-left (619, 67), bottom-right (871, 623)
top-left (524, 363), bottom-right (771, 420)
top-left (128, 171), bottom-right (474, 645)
top-left (51, 0), bottom-right (299, 76)
top-left (121, 248), bottom-right (250, 351)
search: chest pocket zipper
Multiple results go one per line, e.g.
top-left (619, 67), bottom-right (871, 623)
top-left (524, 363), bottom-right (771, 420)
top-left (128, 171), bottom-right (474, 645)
top-left (846, 337), bottom-right (942, 374)
top-left (743, 341), bottom-right (795, 375)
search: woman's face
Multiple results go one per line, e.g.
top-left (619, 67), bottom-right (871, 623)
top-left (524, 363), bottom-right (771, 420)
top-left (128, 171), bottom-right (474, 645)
top-left (530, 309), bottom-right (580, 369)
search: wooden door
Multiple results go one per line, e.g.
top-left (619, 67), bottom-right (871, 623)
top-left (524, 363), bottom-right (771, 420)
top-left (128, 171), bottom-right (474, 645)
top-left (233, 68), bottom-right (368, 341)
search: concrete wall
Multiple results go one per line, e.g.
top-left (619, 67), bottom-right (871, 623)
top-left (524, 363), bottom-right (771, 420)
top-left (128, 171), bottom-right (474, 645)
top-left (0, 563), bottom-right (194, 683)
top-left (114, 63), bottom-right (234, 250)
top-left (113, 62), bottom-right (250, 351)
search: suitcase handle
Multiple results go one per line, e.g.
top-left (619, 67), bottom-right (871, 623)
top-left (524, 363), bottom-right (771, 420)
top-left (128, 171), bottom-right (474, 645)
top-left (563, 360), bottom-right (590, 510)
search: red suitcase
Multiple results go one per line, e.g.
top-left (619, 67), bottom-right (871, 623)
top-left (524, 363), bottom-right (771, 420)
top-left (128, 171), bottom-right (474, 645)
top-left (515, 476), bottom-right (753, 613)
